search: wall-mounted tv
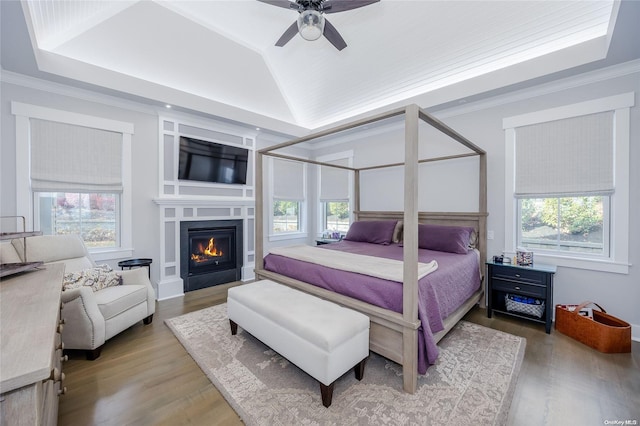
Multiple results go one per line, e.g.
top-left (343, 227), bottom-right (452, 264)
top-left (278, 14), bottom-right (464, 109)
top-left (178, 136), bottom-right (249, 185)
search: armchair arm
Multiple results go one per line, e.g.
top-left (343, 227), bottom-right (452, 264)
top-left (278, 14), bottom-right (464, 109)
top-left (60, 287), bottom-right (106, 350)
top-left (119, 268), bottom-right (156, 316)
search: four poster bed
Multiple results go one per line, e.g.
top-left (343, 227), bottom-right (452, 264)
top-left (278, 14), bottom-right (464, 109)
top-left (254, 105), bottom-right (487, 393)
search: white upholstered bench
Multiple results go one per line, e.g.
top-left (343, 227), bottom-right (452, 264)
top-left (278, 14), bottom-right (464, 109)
top-left (227, 280), bottom-right (370, 407)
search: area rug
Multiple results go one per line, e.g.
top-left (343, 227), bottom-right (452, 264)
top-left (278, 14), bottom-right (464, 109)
top-left (165, 304), bottom-right (526, 425)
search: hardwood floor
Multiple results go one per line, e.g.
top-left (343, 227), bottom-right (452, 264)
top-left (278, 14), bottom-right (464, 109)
top-left (58, 283), bottom-right (640, 425)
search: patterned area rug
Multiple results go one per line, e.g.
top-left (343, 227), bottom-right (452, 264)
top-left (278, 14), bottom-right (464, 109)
top-left (165, 304), bottom-right (525, 425)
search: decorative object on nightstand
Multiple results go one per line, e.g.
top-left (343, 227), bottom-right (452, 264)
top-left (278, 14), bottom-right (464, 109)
top-left (486, 261), bottom-right (556, 333)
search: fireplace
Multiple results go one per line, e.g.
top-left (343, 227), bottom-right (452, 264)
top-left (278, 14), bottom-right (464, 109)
top-left (180, 220), bottom-right (243, 292)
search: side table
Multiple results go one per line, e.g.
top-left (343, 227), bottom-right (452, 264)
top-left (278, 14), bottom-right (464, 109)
top-left (486, 261), bottom-right (556, 333)
top-left (118, 258), bottom-right (152, 279)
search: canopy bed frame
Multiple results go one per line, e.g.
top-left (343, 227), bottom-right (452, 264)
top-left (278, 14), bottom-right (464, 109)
top-left (254, 104), bottom-right (487, 393)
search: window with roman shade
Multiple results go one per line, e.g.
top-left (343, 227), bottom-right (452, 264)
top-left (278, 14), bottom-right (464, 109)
top-left (30, 118), bottom-right (123, 193)
top-left (503, 92), bottom-right (633, 273)
top-left (271, 157), bottom-right (306, 235)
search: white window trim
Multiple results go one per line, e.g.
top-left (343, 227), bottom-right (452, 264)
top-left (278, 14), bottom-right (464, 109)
top-left (316, 150), bottom-right (354, 237)
top-left (267, 157), bottom-right (308, 241)
top-left (503, 92), bottom-right (633, 274)
top-left (11, 101), bottom-right (134, 260)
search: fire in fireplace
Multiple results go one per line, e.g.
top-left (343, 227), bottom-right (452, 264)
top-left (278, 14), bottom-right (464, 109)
top-left (180, 220), bottom-right (243, 292)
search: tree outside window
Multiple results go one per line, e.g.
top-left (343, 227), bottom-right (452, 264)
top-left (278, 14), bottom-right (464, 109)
top-left (324, 201), bottom-right (350, 233)
top-left (273, 200), bottom-right (300, 233)
top-left (519, 196), bottom-right (606, 255)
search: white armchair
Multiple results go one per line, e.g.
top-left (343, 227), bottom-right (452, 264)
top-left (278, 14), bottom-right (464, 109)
top-left (6, 235), bottom-right (156, 360)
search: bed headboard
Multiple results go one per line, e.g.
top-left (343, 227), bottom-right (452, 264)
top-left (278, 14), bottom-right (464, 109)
top-left (354, 210), bottom-right (488, 271)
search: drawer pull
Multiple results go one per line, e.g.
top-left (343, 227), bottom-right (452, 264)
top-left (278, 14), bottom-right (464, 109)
top-left (515, 274), bottom-right (521, 278)
top-left (514, 286), bottom-right (521, 290)
top-left (58, 386), bottom-right (67, 396)
top-left (60, 354), bottom-right (69, 363)
top-left (57, 324), bottom-right (64, 333)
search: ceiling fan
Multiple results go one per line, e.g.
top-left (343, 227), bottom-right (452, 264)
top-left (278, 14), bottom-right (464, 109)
top-left (258, 0), bottom-right (380, 51)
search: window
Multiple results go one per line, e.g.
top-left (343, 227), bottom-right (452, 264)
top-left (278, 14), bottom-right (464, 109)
top-left (317, 152), bottom-right (353, 236)
top-left (35, 193), bottom-right (119, 248)
top-left (273, 200), bottom-right (300, 233)
top-left (323, 201), bottom-right (350, 233)
top-left (518, 196), bottom-right (607, 255)
top-left (503, 93), bottom-right (633, 273)
top-left (12, 102), bottom-right (134, 260)
top-left (271, 158), bottom-right (306, 236)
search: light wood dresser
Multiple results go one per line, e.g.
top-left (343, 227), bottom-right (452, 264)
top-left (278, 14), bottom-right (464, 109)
top-left (0, 264), bottom-right (67, 425)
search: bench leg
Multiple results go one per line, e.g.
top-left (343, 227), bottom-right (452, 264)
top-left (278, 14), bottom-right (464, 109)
top-left (320, 382), bottom-right (335, 408)
top-left (229, 319), bottom-right (238, 335)
top-left (354, 357), bottom-right (367, 381)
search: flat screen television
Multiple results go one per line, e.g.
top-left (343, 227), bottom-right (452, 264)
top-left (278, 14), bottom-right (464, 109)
top-left (178, 136), bottom-right (249, 185)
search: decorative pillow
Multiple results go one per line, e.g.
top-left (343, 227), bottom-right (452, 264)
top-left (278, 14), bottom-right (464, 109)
top-left (392, 220), bottom-right (404, 244)
top-left (418, 224), bottom-right (474, 254)
top-left (344, 220), bottom-right (398, 245)
top-left (63, 264), bottom-right (122, 292)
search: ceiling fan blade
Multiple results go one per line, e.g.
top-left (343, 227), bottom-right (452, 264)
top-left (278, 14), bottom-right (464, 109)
top-left (323, 18), bottom-right (347, 51)
top-left (275, 21), bottom-right (299, 47)
top-left (322, 0), bottom-right (379, 14)
top-left (257, 0), bottom-right (298, 10)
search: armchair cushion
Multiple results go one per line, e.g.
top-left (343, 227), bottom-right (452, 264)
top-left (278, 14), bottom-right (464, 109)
top-left (94, 285), bottom-right (148, 320)
top-left (63, 266), bottom-right (122, 292)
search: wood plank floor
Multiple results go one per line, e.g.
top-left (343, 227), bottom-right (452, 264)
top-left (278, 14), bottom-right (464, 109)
top-left (58, 283), bottom-right (640, 425)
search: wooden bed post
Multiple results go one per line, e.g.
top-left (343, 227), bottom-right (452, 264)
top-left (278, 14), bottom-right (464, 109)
top-left (255, 151), bottom-right (264, 271)
top-left (354, 169), bottom-right (360, 221)
top-left (402, 104), bottom-right (419, 393)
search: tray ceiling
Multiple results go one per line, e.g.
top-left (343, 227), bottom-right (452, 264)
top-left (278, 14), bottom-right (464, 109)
top-left (20, 0), bottom-right (618, 133)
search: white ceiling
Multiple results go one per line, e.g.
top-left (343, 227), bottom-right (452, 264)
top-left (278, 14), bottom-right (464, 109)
top-left (16, 0), bottom-right (622, 134)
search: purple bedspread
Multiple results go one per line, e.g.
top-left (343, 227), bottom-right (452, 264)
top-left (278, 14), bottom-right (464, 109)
top-left (263, 240), bottom-right (481, 374)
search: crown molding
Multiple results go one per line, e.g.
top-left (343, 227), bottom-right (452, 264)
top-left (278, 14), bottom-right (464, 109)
top-left (432, 59), bottom-right (640, 119)
top-left (0, 68), bottom-right (160, 116)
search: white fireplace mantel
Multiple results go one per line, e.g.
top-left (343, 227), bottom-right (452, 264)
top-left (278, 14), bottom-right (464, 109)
top-left (153, 197), bottom-right (254, 207)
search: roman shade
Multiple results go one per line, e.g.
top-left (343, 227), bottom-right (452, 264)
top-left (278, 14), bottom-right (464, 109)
top-left (319, 158), bottom-right (350, 201)
top-left (514, 111), bottom-right (614, 197)
top-left (30, 118), bottom-right (123, 192)
top-left (272, 158), bottom-right (304, 200)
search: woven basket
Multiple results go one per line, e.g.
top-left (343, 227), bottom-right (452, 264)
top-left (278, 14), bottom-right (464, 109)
top-left (505, 294), bottom-right (545, 318)
top-left (555, 302), bottom-right (631, 353)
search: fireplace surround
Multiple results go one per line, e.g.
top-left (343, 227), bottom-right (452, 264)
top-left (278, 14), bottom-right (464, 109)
top-left (180, 219), bottom-right (243, 292)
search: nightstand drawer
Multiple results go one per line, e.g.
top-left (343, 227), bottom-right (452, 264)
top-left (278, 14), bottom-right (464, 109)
top-left (492, 279), bottom-right (546, 298)
top-left (492, 266), bottom-right (545, 284)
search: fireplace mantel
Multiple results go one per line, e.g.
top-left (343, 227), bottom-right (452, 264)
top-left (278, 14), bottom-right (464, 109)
top-left (154, 197), bottom-right (255, 300)
top-left (153, 197), bottom-right (254, 207)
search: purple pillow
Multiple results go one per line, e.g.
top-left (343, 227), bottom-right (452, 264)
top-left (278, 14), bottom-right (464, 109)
top-left (344, 220), bottom-right (398, 245)
top-left (418, 224), bottom-right (474, 254)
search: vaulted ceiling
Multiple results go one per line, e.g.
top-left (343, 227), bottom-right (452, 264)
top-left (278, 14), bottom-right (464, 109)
top-left (3, 0), bottom-right (638, 136)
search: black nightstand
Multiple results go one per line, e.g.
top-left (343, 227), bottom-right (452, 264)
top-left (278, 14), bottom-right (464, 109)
top-left (486, 261), bottom-right (556, 333)
top-left (315, 238), bottom-right (341, 246)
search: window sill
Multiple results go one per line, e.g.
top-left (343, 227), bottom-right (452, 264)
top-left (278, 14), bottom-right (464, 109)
top-left (531, 253), bottom-right (629, 274)
top-left (90, 248), bottom-right (134, 262)
top-left (268, 232), bottom-right (307, 242)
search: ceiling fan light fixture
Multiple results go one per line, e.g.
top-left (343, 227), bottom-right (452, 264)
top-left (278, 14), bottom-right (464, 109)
top-left (297, 10), bottom-right (325, 41)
